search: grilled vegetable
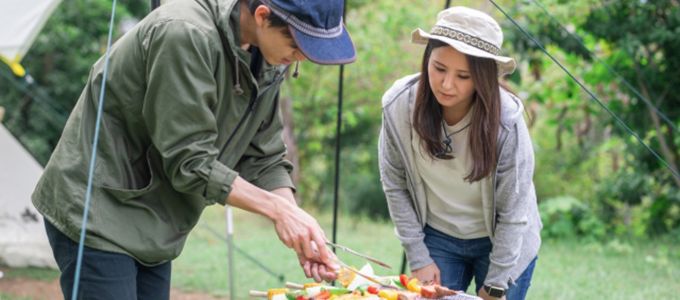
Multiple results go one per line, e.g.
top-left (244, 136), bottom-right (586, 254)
top-left (399, 275), bottom-right (409, 288)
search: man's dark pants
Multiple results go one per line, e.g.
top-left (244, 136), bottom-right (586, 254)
top-left (44, 220), bottom-right (171, 300)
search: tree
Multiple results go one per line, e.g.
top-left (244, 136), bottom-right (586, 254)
top-left (0, 1), bottom-right (148, 164)
top-left (584, 0), bottom-right (680, 187)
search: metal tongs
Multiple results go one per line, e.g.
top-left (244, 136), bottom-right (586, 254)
top-left (325, 241), bottom-right (392, 269)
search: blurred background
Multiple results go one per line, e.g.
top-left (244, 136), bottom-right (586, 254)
top-left (0, 0), bottom-right (678, 299)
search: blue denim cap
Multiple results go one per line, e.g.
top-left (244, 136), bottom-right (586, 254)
top-left (262, 0), bottom-right (356, 65)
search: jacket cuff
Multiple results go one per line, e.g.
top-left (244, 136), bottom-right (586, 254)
top-left (404, 240), bottom-right (434, 271)
top-left (484, 264), bottom-right (513, 290)
top-left (251, 166), bottom-right (295, 192)
top-left (206, 161), bottom-right (238, 205)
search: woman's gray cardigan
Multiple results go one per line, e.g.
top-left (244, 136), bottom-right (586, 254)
top-left (378, 74), bottom-right (542, 289)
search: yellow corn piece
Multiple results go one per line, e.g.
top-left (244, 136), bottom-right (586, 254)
top-left (407, 278), bottom-right (421, 293)
top-left (268, 288), bottom-right (289, 300)
top-left (303, 282), bottom-right (321, 289)
top-left (378, 289), bottom-right (399, 300)
top-left (336, 267), bottom-right (356, 287)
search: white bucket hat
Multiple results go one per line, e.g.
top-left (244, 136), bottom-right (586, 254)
top-left (412, 6), bottom-right (516, 76)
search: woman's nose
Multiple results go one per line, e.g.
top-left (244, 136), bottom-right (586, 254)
top-left (441, 74), bottom-right (455, 90)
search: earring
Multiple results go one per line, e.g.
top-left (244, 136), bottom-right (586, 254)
top-left (292, 61), bottom-right (300, 78)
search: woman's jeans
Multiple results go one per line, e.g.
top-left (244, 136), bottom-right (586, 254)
top-left (423, 225), bottom-right (537, 300)
top-left (44, 220), bottom-right (171, 300)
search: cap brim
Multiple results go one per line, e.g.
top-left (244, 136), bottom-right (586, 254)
top-left (411, 28), bottom-right (516, 75)
top-left (291, 25), bottom-right (356, 65)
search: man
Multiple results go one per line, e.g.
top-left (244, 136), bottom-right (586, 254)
top-left (31, 0), bottom-right (356, 298)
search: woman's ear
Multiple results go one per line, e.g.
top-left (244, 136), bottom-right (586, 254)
top-left (253, 5), bottom-right (271, 27)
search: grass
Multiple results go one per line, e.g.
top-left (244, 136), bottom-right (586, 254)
top-left (530, 239), bottom-right (680, 299)
top-left (171, 206), bottom-right (405, 298)
top-left (0, 294), bottom-right (31, 300)
top-left (172, 206), bottom-right (680, 299)
top-left (2, 206), bottom-right (679, 299)
top-left (0, 268), bottom-right (58, 281)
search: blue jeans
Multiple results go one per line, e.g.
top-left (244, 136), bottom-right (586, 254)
top-left (44, 220), bottom-right (171, 300)
top-left (423, 225), bottom-right (536, 300)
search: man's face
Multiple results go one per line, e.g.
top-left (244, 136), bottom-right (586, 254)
top-left (256, 22), bottom-right (306, 66)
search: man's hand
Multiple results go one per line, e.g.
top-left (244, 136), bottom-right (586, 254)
top-left (411, 263), bottom-right (441, 285)
top-left (478, 287), bottom-right (506, 300)
top-left (271, 200), bottom-right (330, 262)
top-left (298, 250), bottom-right (339, 282)
top-left (268, 187), bottom-right (329, 264)
top-left (226, 178), bottom-right (337, 281)
top-left (270, 188), bottom-right (339, 282)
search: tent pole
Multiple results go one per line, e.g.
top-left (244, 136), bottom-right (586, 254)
top-left (225, 206), bottom-right (236, 300)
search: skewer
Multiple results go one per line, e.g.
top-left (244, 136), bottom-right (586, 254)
top-left (249, 290), bottom-right (267, 298)
top-left (285, 282), bottom-right (304, 289)
top-left (325, 241), bottom-right (392, 269)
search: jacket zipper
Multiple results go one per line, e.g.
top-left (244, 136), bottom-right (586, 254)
top-left (217, 72), bottom-right (285, 160)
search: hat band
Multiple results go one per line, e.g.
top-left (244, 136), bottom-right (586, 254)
top-left (262, 0), bottom-right (344, 38)
top-left (430, 25), bottom-right (500, 56)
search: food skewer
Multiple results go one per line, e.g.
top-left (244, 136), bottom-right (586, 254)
top-left (325, 241), bottom-right (392, 269)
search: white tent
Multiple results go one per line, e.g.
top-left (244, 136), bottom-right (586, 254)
top-left (0, 124), bottom-right (56, 268)
top-left (0, 0), bottom-right (61, 268)
top-left (0, 0), bottom-right (62, 77)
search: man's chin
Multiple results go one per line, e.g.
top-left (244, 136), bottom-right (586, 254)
top-left (262, 56), bottom-right (287, 66)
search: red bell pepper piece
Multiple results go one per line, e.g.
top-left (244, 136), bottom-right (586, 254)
top-left (399, 274), bottom-right (410, 288)
top-left (367, 286), bottom-right (379, 295)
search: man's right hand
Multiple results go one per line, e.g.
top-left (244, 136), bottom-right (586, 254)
top-left (225, 177), bottom-right (337, 281)
top-left (272, 200), bottom-right (330, 262)
top-left (411, 262), bottom-right (441, 285)
top-left (297, 251), bottom-right (339, 282)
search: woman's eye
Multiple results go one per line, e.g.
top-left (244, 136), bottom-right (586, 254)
top-left (435, 67), bottom-right (446, 72)
top-left (458, 75), bottom-right (470, 79)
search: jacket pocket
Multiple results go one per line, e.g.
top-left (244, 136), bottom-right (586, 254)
top-left (101, 147), bottom-right (159, 201)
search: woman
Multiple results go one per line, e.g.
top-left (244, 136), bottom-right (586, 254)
top-left (378, 7), bottom-right (542, 300)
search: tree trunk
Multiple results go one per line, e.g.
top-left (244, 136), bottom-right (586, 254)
top-left (636, 78), bottom-right (680, 187)
top-left (555, 106), bottom-right (568, 151)
top-left (279, 92), bottom-right (300, 194)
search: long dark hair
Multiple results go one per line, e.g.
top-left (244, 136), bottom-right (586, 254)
top-left (413, 39), bottom-right (505, 182)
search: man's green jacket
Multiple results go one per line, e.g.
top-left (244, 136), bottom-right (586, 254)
top-left (32, 0), bottom-right (294, 265)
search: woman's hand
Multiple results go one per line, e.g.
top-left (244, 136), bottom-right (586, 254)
top-left (411, 263), bottom-right (441, 285)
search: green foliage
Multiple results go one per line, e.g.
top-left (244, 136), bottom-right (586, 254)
top-left (539, 196), bottom-right (606, 240)
top-left (0, 1), bottom-right (147, 164)
top-left (597, 166), bottom-right (680, 238)
top-left (283, 0), bottom-right (440, 217)
top-left (2, 0), bottom-right (679, 236)
top-left (508, 0), bottom-right (680, 237)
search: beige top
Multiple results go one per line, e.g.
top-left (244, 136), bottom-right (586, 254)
top-left (412, 110), bottom-right (488, 239)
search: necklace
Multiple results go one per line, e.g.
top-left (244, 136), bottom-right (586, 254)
top-left (435, 120), bottom-right (470, 158)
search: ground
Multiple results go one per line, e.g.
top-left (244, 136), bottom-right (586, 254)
top-left (0, 271), bottom-right (228, 300)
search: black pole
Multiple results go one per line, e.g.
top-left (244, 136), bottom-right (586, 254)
top-left (151, 0), bottom-right (161, 10)
top-left (444, 0), bottom-right (451, 9)
top-left (331, 1), bottom-right (348, 248)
